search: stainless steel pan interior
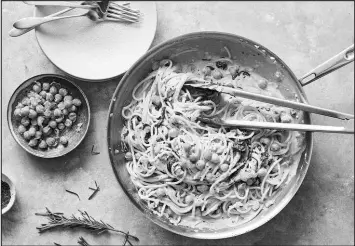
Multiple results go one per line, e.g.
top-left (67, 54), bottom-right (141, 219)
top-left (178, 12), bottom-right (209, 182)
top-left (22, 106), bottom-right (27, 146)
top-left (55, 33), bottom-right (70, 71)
top-left (107, 32), bottom-right (321, 239)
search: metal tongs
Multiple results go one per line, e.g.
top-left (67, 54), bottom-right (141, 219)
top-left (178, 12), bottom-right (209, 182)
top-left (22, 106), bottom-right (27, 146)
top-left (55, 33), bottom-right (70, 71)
top-left (186, 45), bottom-right (354, 134)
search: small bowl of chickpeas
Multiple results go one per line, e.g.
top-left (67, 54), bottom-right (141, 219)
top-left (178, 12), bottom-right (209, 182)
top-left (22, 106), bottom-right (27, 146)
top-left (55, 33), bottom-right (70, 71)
top-left (7, 74), bottom-right (90, 158)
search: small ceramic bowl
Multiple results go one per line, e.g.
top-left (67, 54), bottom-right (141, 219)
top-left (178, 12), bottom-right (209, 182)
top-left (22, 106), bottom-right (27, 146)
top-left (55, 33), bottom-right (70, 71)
top-left (7, 74), bottom-right (91, 158)
top-left (2, 173), bottom-right (16, 215)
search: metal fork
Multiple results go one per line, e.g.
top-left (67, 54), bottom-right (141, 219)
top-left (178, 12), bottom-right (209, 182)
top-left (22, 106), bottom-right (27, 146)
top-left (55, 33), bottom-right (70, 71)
top-left (99, 1), bottom-right (141, 23)
top-left (13, 2), bottom-right (140, 30)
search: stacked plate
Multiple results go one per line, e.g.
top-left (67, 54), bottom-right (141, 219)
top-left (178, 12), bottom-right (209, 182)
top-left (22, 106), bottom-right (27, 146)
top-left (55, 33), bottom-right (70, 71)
top-left (34, 1), bottom-right (157, 81)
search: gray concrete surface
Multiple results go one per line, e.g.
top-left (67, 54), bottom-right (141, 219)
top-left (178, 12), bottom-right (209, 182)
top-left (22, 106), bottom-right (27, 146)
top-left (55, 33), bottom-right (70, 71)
top-left (1, 1), bottom-right (354, 245)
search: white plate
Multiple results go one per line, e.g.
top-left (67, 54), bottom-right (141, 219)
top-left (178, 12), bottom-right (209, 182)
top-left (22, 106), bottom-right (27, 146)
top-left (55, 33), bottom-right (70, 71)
top-left (34, 1), bottom-right (157, 81)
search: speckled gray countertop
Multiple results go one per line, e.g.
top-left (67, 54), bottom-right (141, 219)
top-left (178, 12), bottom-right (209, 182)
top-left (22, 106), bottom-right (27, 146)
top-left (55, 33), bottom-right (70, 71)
top-left (1, 1), bottom-right (354, 245)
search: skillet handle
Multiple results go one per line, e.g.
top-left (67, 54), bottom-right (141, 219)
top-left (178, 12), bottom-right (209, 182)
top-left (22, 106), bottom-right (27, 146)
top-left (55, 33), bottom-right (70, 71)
top-left (298, 44), bottom-right (354, 86)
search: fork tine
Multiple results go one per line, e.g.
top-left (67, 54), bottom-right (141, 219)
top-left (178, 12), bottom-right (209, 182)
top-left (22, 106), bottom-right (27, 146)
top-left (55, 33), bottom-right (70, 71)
top-left (105, 14), bottom-right (138, 23)
top-left (107, 12), bottom-right (139, 21)
top-left (107, 8), bottom-right (140, 21)
top-left (108, 5), bottom-right (141, 17)
top-left (108, 2), bottom-right (140, 14)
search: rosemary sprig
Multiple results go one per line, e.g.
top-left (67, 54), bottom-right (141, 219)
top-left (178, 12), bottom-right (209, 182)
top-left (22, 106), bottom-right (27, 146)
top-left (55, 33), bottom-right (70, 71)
top-left (78, 236), bottom-right (90, 246)
top-left (36, 208), bottom-right (139, 242)
top-left (88, 181), bottom-right (100, 200)
top-left (65, 189), bottom-right (81, 201)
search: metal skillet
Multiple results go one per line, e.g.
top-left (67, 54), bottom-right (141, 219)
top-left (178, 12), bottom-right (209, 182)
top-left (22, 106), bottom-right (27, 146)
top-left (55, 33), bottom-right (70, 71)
top-left (107, 32), bottom-right (354, 239)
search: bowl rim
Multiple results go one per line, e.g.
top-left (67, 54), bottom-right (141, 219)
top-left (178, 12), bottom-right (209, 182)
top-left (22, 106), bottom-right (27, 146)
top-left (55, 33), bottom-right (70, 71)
top-left (2, 173), bottom-right (16, 215)
top-left (106, 31), bottom-right (313, 239)
top-left (7, 73), bottom-right (91, 158)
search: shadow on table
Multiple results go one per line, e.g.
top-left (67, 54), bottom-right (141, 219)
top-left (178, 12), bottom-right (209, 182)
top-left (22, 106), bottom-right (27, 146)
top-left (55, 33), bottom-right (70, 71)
top-left (1, 196), bottom-right (22, 238)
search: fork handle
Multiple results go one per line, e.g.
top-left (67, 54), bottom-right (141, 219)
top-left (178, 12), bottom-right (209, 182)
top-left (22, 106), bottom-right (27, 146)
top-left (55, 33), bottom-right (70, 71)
top-left (9, 7), bottom-right (73, 37)
top-left (13, 13), bottom-right (87, 29)
top-left (23, 1), bottom-right (95, 10)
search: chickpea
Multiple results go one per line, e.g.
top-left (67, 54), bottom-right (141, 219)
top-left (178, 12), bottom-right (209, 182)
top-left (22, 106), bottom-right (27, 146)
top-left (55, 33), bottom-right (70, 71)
top-left (62, 109), bottom-right (69, 116)
top-left (155, 188), bottom-right (165, 197)
top-left (168, 128), bottom-right (178, 138)
top-left (46, 93), bottom-right (54, 102)
top-left (23, 131), bottom-right (31, 140)
top-left (43, 126), bottom-right (52, 136)
top-left (212, 69), bottom-right (223, 80)
top-left (42, 82), bottom-right (50, 91)
top-left (18, 125), bottom-right (26, 134)
top-left (39, 91), bottom-right (47, 98)
top-left (38, 140), bottom-right (48, 149)
top-left (151, 95), bottom-right (161, 107)
top-left (196, 160), bottom-right (206, 170)
top-left (185, 194), bottom-right (194, 204)
top-left (44, 109), bottom-right (52, 119)
top-left (57, 144), bottom-right (65, 150)
top-left (202, 66), bottom-right (212, 76)
top-left (48, 120), bottom-right (57, 129)
top-left (210, 153), bottom-right (220, 164)
top-left (20, 106), bottom-right (30, 117)
top-left (21, 117), bottom-right (30, 127)
top-left (68, 112), bottom-right (77, 122)
top-left (35, 131), bottom-right (42, 139)
top-left (37, 116), bottom-right (45, 126)
top-left (125, 152), bottom-right (133, 161)
top-left (270, 143), bottom-right (281, 152)
top-left (57, 102), bottom-right (65, 110)
top-left (28, 139), bottom-right (38, 147)
top-left (28, 109), bottom-right (37, 119)
top-left (59, 88), bottom-right (68, 96)
top-left (43, 101), bottom-right (51, 109)
top-left (258, 78), bottom-right (268, 89)
top-left (58, 123), bottom-right (65, 130)
top-left (280, 112), bottom-right (292, 123)
top-left (52, 109), bottom-right (61, 117)
top-left (68, 105), bottom-right (77, 112)
top-left (64, 100), bottom-right (73, 109)
top-left (32, 84), bottom-right (41, 93)
top-left (59, 136), bottom-right (68, 145)
top-left (72, 98), bottom-right (82, 107)
top-left (257, 168), bottom-right (267, 177)
top-left (206, 173), bottom-right (214, 182)
top-left (189, 147), bottom-right (201, 162)
top-left (46, 137), bottom-right (56, 147)
top-left (65, 119), bottom-right (73, 128)
top-left (22, 97), bottom-right (30, 106)
top-left (28, 127), bottom-right (36, 137)
top-left (49, 86), bottom-right (58, 95)
top-left (30, 97), bottom-right (39, 108)
top-left (35, 105), bottom-right (45, 114)
top-left (31, 119), bottom-right (38, 126)
top-left (144, 125), bottom-right (151, 133)
top-left (54, 94), bottom-right (63, 103)
top-left (14, 108), bottom-right (22, 119)
top-left (246, 178), bottom-right (254, 186)
top-left (203, 151), bottom-right (212, 161)
top-left (64, 95), bottom-right (73, 102)
top-left (55, 116), bottom-right (64, 123)
top-left (220, 163), bottom-right (229, 172)
top-left (196, 185), bottom-right (209, 193)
